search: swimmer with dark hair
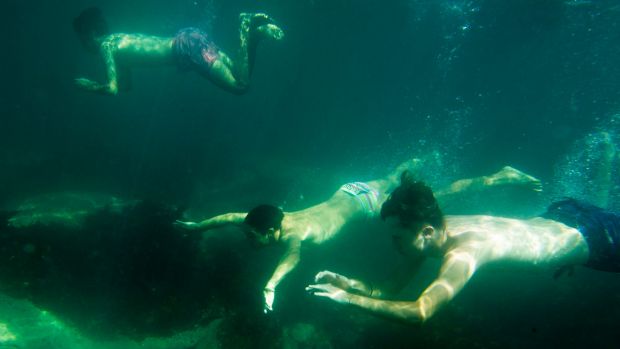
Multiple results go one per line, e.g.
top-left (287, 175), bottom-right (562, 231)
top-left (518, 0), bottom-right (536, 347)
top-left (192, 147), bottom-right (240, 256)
top-left (306, 175), bottom-right (619, 323)
top-left (176, 161), bottom-right (542, 313)
top-left (73, 7), bottom-right (284, 95)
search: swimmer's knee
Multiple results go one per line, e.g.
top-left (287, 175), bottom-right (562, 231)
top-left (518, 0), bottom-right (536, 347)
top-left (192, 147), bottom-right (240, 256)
top-left (107, 83), bottom-right (119, 96)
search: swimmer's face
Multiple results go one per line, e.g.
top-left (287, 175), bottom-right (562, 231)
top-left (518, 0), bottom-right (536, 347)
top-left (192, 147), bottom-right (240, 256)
top-left (243, 225), bottom-right (277, 247)
top-left (386, 218), bottom-right (438, 256)
top-left (386, 217), bottom-right (416, 255)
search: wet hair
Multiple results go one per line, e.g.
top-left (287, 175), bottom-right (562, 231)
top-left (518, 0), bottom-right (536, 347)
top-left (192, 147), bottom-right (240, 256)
top-left (244, 205), bottom-right (284, 235)
top-left (73, 7), bottom-right (109, 53)
top-left (380, 171), bottom-right (444, 231)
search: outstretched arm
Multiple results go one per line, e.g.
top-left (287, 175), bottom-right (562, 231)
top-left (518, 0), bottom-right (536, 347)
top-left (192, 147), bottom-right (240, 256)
top-left (307, 249), bottom-right (475, 324)
top-left (263, 237), bottom-right (302, 313)
top-left (75, 42), bottom-right (119, 95)
top-left (310, 255), bottom-right (425, 299)
top-left (174, 212), bottom-right (246, 232)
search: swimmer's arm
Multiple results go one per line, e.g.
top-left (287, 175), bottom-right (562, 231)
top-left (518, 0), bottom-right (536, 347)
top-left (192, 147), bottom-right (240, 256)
top-left (265, 237), bottom-right (302, 291)
top-left (174, 212), bottom-right (246, 232)
top-left (311, 256), bottom-right (424, 299)
top-left (263, 237), bottom-right (302, 312)
top-left (74, 44), bottom-right (119, 95)
top-left (342, 251), bottom-right (473, 323)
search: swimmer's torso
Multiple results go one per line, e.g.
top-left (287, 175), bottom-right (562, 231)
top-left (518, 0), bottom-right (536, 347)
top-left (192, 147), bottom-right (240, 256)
top-left (283, 191), bottom-right (370, 244)
top-left (445, 215), bottom-right (590, 267)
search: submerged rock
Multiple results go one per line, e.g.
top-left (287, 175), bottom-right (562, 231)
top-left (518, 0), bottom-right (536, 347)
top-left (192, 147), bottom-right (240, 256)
top-left (5, 191), bottom-right (136, 229)
top-left (281, 322), bottom-right (332, 349)
top-left (0, 292), bottom-right (220, 349)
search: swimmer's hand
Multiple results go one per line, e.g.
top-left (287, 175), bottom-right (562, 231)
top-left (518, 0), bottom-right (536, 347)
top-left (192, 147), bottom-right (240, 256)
top-left (314, 271), bottom-right (354, 291)
top-left (263, 287), bottom-right (275, 313)
top-left (305, 283), bottom-right (350, 305)
top-left (313, 270), bottom-right (369, 295)
top-left (173, 220), bottom-right (200, 231)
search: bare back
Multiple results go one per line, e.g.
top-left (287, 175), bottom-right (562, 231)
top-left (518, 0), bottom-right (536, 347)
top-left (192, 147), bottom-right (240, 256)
top-left (445, 215), bottom-right (590, 268)
top-left (283, 191), bottom-right (375, 244)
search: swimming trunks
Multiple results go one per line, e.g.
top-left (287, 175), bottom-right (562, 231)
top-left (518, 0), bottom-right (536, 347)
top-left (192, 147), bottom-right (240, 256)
top-left (172, 27), bottom-right (220, 75)
top-left (340, 182), bottom-right (381, 217)
top-left (542, 198), bottom-right (620, 272)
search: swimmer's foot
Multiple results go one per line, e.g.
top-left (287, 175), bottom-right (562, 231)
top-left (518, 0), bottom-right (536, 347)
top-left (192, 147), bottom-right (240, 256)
top-left (240, 13), bottom-right (284, 42)
top-left (389, 158), bottom-right (424, 185)
top-left (74, 77), bottom-right (101, 91)
top-left (485, 166), bottom-right (543, 192)
top-left (256, 23), bottom-right (284, 41)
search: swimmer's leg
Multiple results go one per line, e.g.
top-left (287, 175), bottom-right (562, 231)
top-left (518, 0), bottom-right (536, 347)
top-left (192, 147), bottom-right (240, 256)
top-left (205, 57), bottom-right (247, 94)
top-left (434, 166), bottom-right (542, 200)
top-left (237, 13), bottom-right (284, 84)
top-left (208, 14), bottom-right (283, 94)
top-left (367, 158), bottom-right (425, 194)
top-left (482, 166), bottom-right (543, 191)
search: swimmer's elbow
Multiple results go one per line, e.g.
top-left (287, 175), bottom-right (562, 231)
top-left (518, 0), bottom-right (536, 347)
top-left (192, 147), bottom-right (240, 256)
top-left (384, 301), bottom-right (430, 325)
top-left (403, 309), bottom-right (429, 324)
top-left (407, 299), bottom-right (435, 324)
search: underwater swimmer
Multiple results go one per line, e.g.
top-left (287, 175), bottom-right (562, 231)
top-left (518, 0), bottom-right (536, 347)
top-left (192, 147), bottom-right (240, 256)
top-left (175, 161), bottom-right (542, 313)
top-left (307, 175), bottom-right (620, 324)
top-left (72, 7), bottom-right (284, 95)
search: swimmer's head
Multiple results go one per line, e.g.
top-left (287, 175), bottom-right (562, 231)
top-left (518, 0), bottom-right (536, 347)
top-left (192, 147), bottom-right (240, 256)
top-left (381, 172), bottom-right (445, 255)
top-left (243, 204), bottom-right (284, 246)
top-left (73, 7), bottom-right (109, 53)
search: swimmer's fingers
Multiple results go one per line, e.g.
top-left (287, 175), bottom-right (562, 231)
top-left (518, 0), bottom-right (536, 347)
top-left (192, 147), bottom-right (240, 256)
top-left (314, 270), bottom-right (339, 283)
top-left (263, 287), bottom-right (275, 313)
top-left (314, 270), bottom-right (350, 288)
top-left (306, 284), bottom-right (350, 304)
top-left (305, 284), bottom-right (334, 295)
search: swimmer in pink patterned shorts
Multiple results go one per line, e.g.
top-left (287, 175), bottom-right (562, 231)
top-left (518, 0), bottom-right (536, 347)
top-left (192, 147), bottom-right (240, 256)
top-left (73, 7), bottom-right (283, 95)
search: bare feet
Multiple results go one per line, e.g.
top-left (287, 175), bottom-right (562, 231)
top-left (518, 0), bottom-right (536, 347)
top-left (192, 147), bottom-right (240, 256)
top-left (485, 166), bottom-right (543, 192)
top-left (389, 158), bottom-right (424, 184)
top-left (240, 13), bottom-right (284, 42)
top-left (256, 23), bottom-right (284, 41)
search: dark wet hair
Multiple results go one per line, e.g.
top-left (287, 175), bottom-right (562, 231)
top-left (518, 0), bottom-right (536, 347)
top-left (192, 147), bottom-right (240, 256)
top-left (73, 7), bottom-right (109, 53)
top-left (244, 205), bottom-right (284, 235)
top-left (380, 171), bottom-right (444, 231)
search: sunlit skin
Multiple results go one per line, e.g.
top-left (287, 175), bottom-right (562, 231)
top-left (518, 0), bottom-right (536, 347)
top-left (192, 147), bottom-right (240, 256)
top-left (175, 160), bottom-right (542, 313)
top-left (74, 13), bottom-right (284, 95)
top-left (306, 207), bottom-right (590, 324)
